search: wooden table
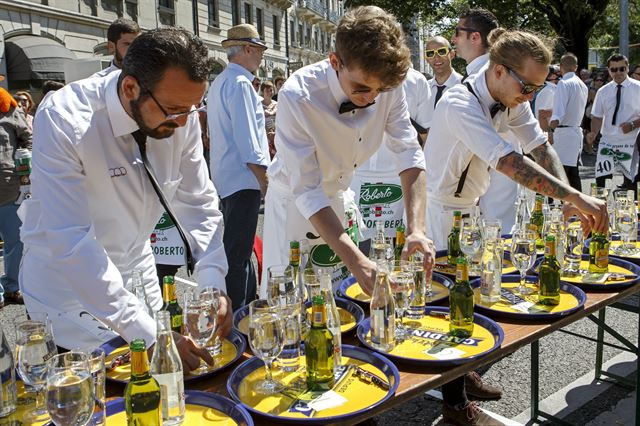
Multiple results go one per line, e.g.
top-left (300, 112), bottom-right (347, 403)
top-left (106, 282), bottom-right (640, 425)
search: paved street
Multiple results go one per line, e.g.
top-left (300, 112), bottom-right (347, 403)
top-left (1, 153), bottom-right (637, 425)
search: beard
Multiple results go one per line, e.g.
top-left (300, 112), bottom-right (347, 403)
top-left (114, 49), bottom-right (124, 68)
top-left (130, 97), bottom-right (179, 139)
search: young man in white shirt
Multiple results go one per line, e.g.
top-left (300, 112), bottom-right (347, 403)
top-left (426, 29), bottom-right (607, 425)
top-left (20, 28), bottom-right (231, 370)
top-left (92, 18), bottom-right (140, 78)
top-left (588, 53), bottom-right (640, 189)
top-left (451, 8), bottom-right (498, 77)
top-left (207, 24), bottom-right (270, 311)
top-left (547, 53), bottom-right (589, 191)
top-left (262, 6), bottom-right (435, 297)
top-left (422, 36), bottom-right (463, 139)
top-left (531, 67), bottom-right (557, 131)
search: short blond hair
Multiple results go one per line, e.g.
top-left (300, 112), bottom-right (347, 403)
top-left (335, 6), bottom-right (411, 89)
top-left (488, 28), bottom-right (552, 73)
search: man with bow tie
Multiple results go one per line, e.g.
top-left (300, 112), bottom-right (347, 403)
top-left (261, 5), bottom-right (435, 296)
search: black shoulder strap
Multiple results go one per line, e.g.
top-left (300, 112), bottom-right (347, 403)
top-left (454, 83), bottom-right (478, 198)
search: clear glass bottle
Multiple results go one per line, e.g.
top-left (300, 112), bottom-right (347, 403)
top-left (149, 312), bottom-right (185, 425)
top-left (369, 260), bottom-right (396, 352)
top-left (0, 325), bottom-right (16, 417)
top-left (480, 238), bottom-right (503, 304)
top-left (370, 220), bottom-right (387, 261)
top-left (319, 271), bottom-right (341, 370)
top-left (132, 269), bottom-right (154, 319)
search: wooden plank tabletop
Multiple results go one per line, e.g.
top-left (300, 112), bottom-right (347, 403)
top-left (107, 282), bottom-right (640, 425)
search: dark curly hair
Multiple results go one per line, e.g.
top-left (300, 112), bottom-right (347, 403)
top-left (121, 27), bottom-right (212, 91)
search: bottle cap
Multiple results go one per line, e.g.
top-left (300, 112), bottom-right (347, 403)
top-left (163, 275), bottom-right (175, 285)
top-left (130, 339), bottom-right (146, 352)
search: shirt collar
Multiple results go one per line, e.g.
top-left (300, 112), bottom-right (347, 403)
top-left (469, 69), bottom-right (498, 110)
top-left (105, 70), bottom-right (139, 138)
top-left (326, 59), bottom-right (350, 106)
top-left (620, 76), bottom-right (631, 87)
top-left (227, 62), bottom-right (256, 81)
top-left (563, 71), bottom-right (576, 79)
top-left (430, 70), bottom-right (456, 88)
top-left (466, 53), bottom-right (489, 76)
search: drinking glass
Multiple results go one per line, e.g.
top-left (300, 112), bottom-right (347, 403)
top-left (563, 221), bottom-right (584, 276)
top-left (389, 260), bottom-right (415, 340)
top-left (370, 240), bottom-right (392, 261)
top-left (408, 252), bottom-right (429, 319)
top-left (46, 352), bottom-right (93, 426)
top-left (481, 218), bottom-right (502, 241)
top-left (200, 287), bottom-right (223, 357)
top-left (74, 348), bottom-right (106, 426)
top-left (616, 200), bottom-right (637, 255)
top-left (459, 218), bottom-right (483, 275)
top-left (183, 290), bottom-right (217, 373)
top-left (303, 269), bottom-right (321, 302)
top-left (510, 230), bottom-right (536, 295)
top-left (16, 318), bottom-right (57, 418)
top-left (248, 299), bottom-right (285, 394)
top-left (276, 299), bottom-right (302, 373)
top-left (266, 265), bottom-right (298, 307)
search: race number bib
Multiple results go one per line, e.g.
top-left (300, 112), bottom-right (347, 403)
top-left (595, 135), bottom-right (638, 180)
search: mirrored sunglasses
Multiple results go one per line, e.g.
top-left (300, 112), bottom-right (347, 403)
top-left (609, 66), bottom-right (627, 73)
top-left (505, 66), bottom-right (545, 95)
top-left (425, 47), bottom-right (450, 58)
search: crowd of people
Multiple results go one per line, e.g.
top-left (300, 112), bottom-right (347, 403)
top-left (1, 6), bottom-right (639, 425)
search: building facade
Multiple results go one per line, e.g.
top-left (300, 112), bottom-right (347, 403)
top-left (0, 0), bottom-right (344, 91)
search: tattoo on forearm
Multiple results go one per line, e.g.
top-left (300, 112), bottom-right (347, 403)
top-left (497, 152), bottom-right (571, 199)
top-left (530, 142), bottom-right (569, 184)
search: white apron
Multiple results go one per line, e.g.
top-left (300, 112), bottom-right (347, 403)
top-left (426, 196), bottom-right (476, 251)
top-left (261, 180), bottom-right (362, 297)
top-left (479, 168), bottom-right (518, 233)
top-left (595, 133), bottom-right (639, 180)
top-left (553, 127), bottom-right (583, 166)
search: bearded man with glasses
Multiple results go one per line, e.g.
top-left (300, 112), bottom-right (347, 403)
top-left (19, 28), bottom-right (232, 371)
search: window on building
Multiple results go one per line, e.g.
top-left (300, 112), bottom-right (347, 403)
top-left (83, 0), bottom-right (98, 16)
top-left (298, 23), bottom-right (303, 46)
top-left (273, 15), bottom-right (280, 46)
top-left (231, 0), bottom-right (241, 25)
top-left (244, 3), bottom-right (252, 24)
top-left (314, 29), bottom-right (318, 51)
top-left (125, 0), bottom-right (137, 21)
top-left (158, 0), bottom-right (173, 8)
top-left (102, 0), bottom-right (122, 15)
top-left (306, 27), bottom-right (311, 49)
top-left (207, 0), bottom-right (219, 26)
top-left (290, 20), bottom-right (295, 43)
top-left (256, 8), bottom-right (263, 38)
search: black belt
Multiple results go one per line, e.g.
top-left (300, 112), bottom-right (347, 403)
top-left (557, 125), bottom-right (578, 128)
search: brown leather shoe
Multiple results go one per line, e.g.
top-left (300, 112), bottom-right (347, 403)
top-left (4, 290), bottom-right (24, 305)
top-left (464, 371), bottom-right (502, 401)
top-left (442, 401), bottom-right (505, 426)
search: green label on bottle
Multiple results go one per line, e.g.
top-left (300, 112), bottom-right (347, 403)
top-left (171, 315), bottom-right (182, 330)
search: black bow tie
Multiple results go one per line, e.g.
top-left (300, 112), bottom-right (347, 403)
top-left (339, 101), bottom-right (375, 114)
top-left (490, 102), bottom-right (506, 118)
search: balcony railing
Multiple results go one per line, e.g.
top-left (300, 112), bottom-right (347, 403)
top-left (297, 0), bottom-right (327, 18)
top-left (327, 10), bottom-right (340, 24)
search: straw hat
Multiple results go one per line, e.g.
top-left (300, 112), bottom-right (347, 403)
top-left (221, 24), bottom-right (267, 49)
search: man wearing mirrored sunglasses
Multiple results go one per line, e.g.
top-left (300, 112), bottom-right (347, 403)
top-left (19, 28), bottom-right (232, 370)
top-left (589, 53), bottom-right (640, 190)
top-left (547, 53), bottom-right (588, 192)
top-left (422, 36), bottom-right (462, 142)
top-left (207, 24), bottom-right (270, 311)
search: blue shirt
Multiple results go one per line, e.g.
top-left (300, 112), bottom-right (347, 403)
top-left (207, 63), bottom-right (270, 198)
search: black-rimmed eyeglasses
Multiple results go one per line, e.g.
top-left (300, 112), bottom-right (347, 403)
top-left (140, 85), bottom-right (206, 121)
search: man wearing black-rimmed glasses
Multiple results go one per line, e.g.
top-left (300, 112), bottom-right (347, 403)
top-left (19, 28), bottom-right (232, 371)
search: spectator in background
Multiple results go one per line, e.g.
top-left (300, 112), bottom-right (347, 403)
top-left (260, 80), bottom-right (278, 158)
top-left (13, 91), bottom-right (34, 131)
top-left (93, 18), bottom-right (140, 78)
top-left (252, 76), bottom-right (261, 92)
top-left (546, 65), bottom-right (560, 84)
top-left (631, 64), bottom-right (640, 80)
top-left (207, 24), bottom-right (270, 311)
top-left (35, 81), bottom-right (65, 118)
top-left (580, 68), bottom-right (592, 86)
top-left (0, 79), bottom-right (31, 307)
top-left (272, 75), bottom-right (286, 101)
top-left (531, 67), bottom-right (557, 132)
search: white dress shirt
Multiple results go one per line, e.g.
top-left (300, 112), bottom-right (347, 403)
top-left (533, 82), bottom-right (556, 118)
top-left (592, 77), bottom-right (640, 136)
top-left (207, 63), bottom-right (270, 198)
top-left (19, 71), bottom-right (227, 349)
top-left (268, 59), bottom-right (425, 220)
top-left (550, 72), bottom-right (588, 126)
top-left (465, 53), bottom-right (490, 77)
top-left (425, 70), bottom-right (546, 207)
top-left (91, 61), bottom-right (118, 79)
top-left (424, 70), bottom-right (463, 129)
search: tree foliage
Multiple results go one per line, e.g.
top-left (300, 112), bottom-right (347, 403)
top-left (344, 0), bottom-right (615, 68)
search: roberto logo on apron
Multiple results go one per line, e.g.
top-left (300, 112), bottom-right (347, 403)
top-left (150, 212), bottom-right (185, 265)
top-left (358, 182), bottom-right (404, 239)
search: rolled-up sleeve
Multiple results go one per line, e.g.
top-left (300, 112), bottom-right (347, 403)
top-left (31, 109), bottom-right (156, 346)
top-left (508, 104), bottom-right (547, 154)
top-left (276, 91), bottom-right (331, 220)
top-left (172, 114), bottom-right (228, 292)
top-left (445, 95), bottom-right (514, 169)
top-left (384, 88), bottom-right (426, 174)
top-left (229, 80), bottom-right (270, 167)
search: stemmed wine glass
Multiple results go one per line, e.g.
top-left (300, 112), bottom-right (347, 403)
top-left (389, 260), bottom-right (415, 340)
top-left (616, 200), bottom-right (637, 255)
top-left (459, 218), bottom-right (483, 275)
top-left (248, 299), bottom-right (285, 394)
top-left (46, 352), bottom-right (94, 426)
top-left (510, 230), bottom-right (536, 296)
top-left (16, 317), bottom-right (58, 419)
top-left (183, 290), bottom-right (218, 373)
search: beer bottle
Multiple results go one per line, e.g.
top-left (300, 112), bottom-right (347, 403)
top-left (449, 257), bottom-right (474, 338)
top-left (370, 259), bottom-right (396, 352)
top-left (149, 311), bottom-right (185, 425)
top-left (319, 272), bottom-right (341, 370)
top-left (538, 235), bottom-right (561, 306)
top-left (305, 295), bottom-right (335, 391)
top-left (529, 195), bottom-right (545, 250)
top-left (289, 240), bottom-right (302, 297)
top-left (589, 232), bottom-right (610, 274)
top-left (447, 211), bottom-right (462, 266)
top-left (162, 276), bottom-right (183, 333)
top-left (394, 224), bottom-right (405, 261)
top-left (125, 339), bottom-right (162, 426)
top-left (345, 209), bottom-right (359, 245)
top-left (590, 182), bottom-right (597, 197)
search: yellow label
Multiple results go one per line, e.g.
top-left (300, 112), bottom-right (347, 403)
top-left (595, 249), bottom-right (608, 268)
top-left (171, 314), bottom-right (183, 330)
top-left (456, 265), bottom-right (469, 282)
top-left (290, 247), bottom-right (300, 264)
top-left (163, 284), bottom-right (177, 302)
top-left (130, 350), bottom-right (149, 376)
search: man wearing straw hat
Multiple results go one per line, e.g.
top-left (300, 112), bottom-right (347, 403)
top-left (207, 24), bottom-right (270, 311)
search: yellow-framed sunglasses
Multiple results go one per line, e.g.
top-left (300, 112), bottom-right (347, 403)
top-left (425, 47), bottom-right (450, 58)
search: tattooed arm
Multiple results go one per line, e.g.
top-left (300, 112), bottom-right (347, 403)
top-left (529, 141), bottom-right (570, 185)
top-left (496, 152), bottom-right (608, 233)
